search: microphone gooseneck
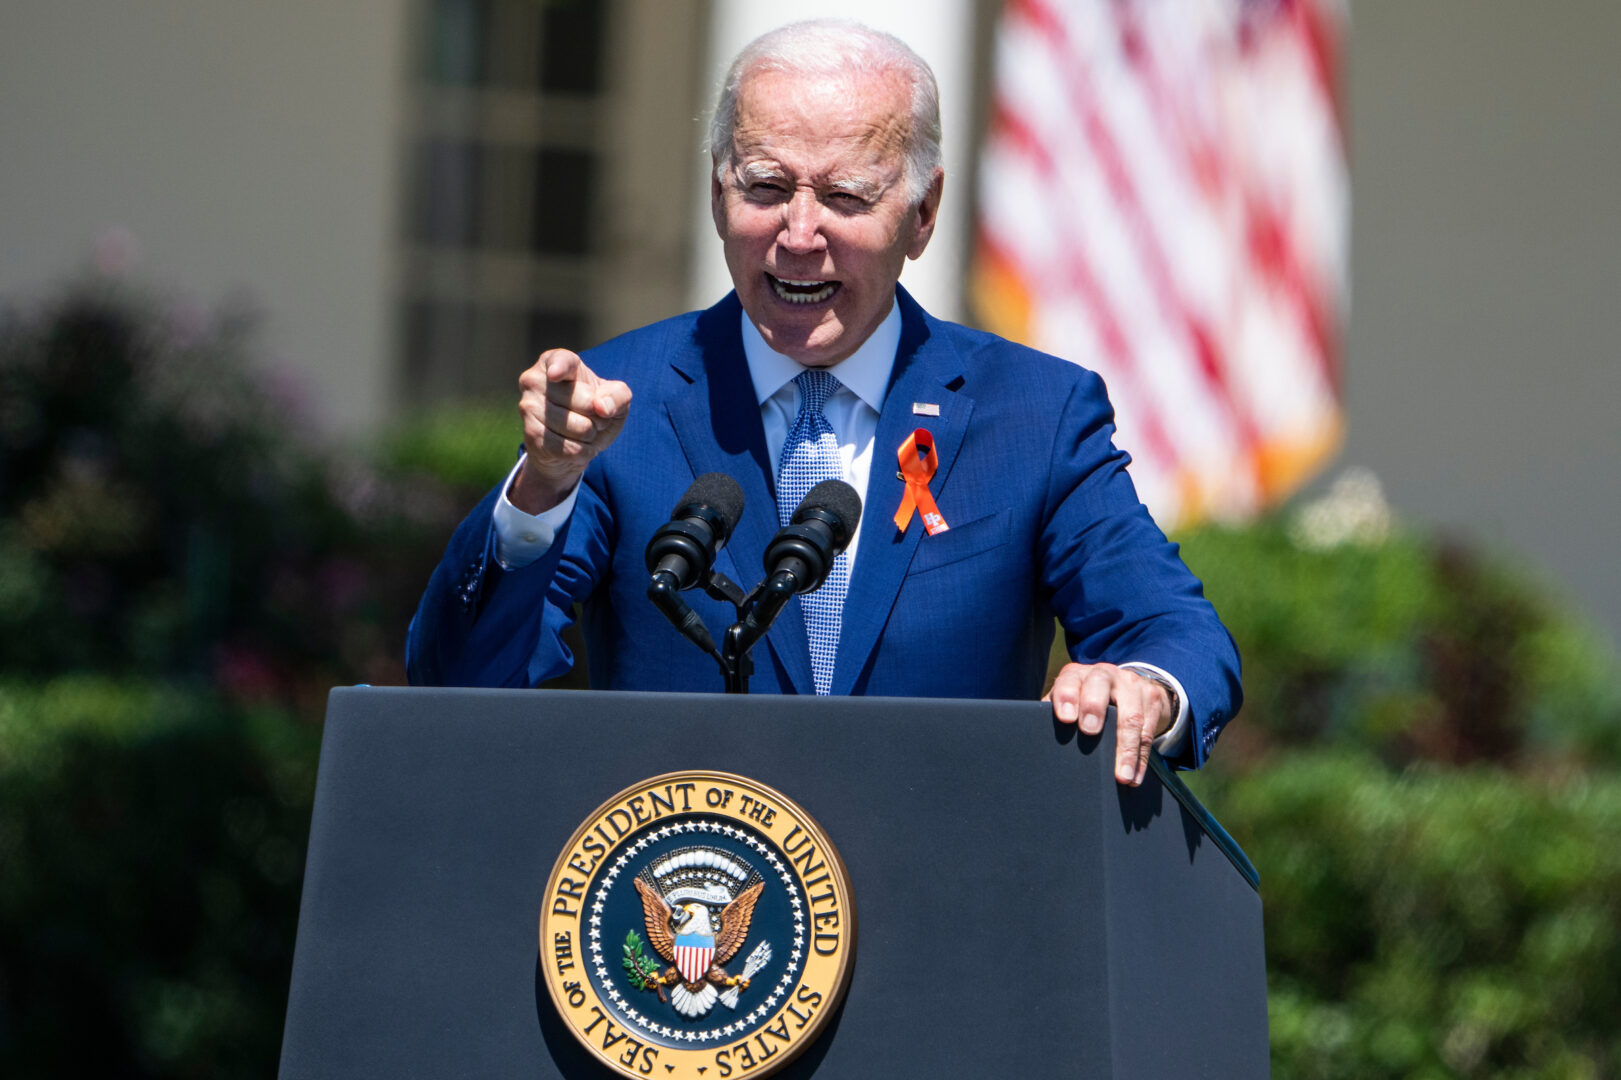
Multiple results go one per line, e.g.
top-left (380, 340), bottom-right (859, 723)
top-left (641, 474), bottom-right (862, 694)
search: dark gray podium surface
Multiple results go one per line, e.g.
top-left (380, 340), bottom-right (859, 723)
top-left (279, 687), bottom-right (1267, 1078)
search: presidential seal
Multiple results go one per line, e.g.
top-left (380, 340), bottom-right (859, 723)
top-left (539, 771), bottom-right (856, 1078)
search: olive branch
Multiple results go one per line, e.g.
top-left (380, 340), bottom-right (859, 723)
top-left (621, 930), bottom-right (662, 991)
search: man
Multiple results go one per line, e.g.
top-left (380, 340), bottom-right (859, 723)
top-left (407, 20), bottom-right (1241, 786)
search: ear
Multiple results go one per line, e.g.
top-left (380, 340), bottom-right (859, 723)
top-left (906, 168), bottom-right (946, 261)
top-left (710, 159), bottom-right (727, 239)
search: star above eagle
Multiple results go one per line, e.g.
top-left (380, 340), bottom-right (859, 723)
top-left (632, 876), bottom-right (764, 1018)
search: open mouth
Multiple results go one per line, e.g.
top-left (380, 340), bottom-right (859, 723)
top-left (768, 274), bottom-right (839, 305)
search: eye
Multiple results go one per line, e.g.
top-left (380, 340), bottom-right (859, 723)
top-left (744, 179), bottom-right (788, 201)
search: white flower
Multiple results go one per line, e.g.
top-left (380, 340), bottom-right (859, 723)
top-left (1288, 468), bottom-right (1393, 551)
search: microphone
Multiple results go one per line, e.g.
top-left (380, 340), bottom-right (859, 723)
top-left (730, 479), bottom-right (862, 654)
top-left (762, 479), bottom-right (862, 594)
top-left (645, 473), bottom-right (745, 662)
top-left (644, 473), bottom-right (746, 590)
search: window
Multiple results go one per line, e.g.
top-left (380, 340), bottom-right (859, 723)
top-left (401, 0), bottom-right (608, 405)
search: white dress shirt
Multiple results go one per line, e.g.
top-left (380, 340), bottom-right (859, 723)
top-left (487, 300), bottom-right (1189, 754)
top-left (742, 299), bottom-right (900, 567)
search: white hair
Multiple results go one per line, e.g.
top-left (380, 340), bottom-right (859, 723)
top-left (707, 19), bottom-right (943, 207)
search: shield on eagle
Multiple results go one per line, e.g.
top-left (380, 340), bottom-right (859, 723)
top-left (673, 930), bottom-right (715, 984)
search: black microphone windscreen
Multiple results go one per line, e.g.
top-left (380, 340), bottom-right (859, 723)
top-left (798, 478), bottom-right (862, 532)
top-left (676, 472), bottom-right (746, 531)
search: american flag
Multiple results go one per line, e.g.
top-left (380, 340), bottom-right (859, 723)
top-left (972, 0), bottom-right (1348, 527)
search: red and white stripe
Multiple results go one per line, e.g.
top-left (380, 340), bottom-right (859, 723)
top-left (674, 942), bottom-right (714, 985)
top-left (973, 0), bottom-right (1348, 527)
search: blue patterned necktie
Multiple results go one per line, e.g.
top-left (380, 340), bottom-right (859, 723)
top-left (777, 369), bottom-right (848, 695)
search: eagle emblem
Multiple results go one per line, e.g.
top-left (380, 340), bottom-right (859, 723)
top-left (624, 846), bottom-right (770, 1018)
top-left (541, 771), bottom-right (857, 1078)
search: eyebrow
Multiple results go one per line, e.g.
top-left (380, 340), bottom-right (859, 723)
top-left (736, 163), bottom-right (882, 199)
top-left (828, 177), bottom-right (880, 199)
top-left (738, 162), bottom-right (786, 184)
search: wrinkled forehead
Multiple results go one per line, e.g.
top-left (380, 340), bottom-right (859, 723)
top-left (728, 67), bottom-right (912, 178)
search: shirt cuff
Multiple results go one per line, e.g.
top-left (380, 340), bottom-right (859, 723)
top-left (1120, 662), bottom-right (1191, 760)
top-left (491, 453), bottom-right (579, 570)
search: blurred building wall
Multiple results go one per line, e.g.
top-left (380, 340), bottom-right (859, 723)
top-left (1341, 1), bottom-right (1621, 643)
top-left (0, 0), bottom-right (408, 432)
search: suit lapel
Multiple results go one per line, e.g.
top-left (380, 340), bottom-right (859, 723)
top-left (665, 296), bottom-right (815, 694)
top-left (832, 290), bottom-right (973, 695)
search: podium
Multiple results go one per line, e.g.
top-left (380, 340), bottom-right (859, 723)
top-left (278, 687), bottom-right (1267, 1078)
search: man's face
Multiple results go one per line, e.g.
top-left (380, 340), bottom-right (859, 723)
top-left (711, 67), bottom-right (942, 368)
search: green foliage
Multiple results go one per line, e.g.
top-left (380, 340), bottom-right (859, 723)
top-left (1177, 516), bottom-right (1621, 769)
top-left (1189, 752), bottom-right (1621, 1078)
top-left (376, 401), bottom-right (518, 493)
top-left (1174, 491), bottom-right (1621, 1077)
top-left (0, 276), bottom-right (576, 1076)
top-left (0, 279), bottom-right (469, 695)
top-left (0, 677), bottom-right (318, 1078)
top-left (0, 277), bottom-right (469, 1075)
top-left (622, 929), bottom-right (661, 991)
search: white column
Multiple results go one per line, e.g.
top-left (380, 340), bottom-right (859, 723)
top-left (689, 1), bottom-right (975, 323)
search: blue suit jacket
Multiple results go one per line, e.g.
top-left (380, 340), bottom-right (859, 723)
top-left (407, 289), bottom-right (1240, 768)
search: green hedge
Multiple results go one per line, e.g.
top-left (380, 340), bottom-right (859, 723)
top-left (375, 400), bottom-right (518, 493)
top-left (1190, 753), bottom-right (1621, 1079)
top-left (1178, 517), bottom-right (1621, 770)
top-left (0, 281), bottom-right (471, 694)
top-left (0, 678), bottom-right (317, 1077)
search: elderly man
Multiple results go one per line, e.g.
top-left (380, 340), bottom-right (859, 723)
top-left (407, 20), bottom-right (1241, 785)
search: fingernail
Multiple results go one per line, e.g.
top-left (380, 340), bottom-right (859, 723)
top-left (1118, 764), bottom-right (1134, 782)
top-left (1057, 701), bottom-right (1077, 722)
top-left (1081, 711), bottom-right (1102, 734)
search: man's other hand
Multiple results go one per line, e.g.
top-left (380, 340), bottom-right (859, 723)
top-left (511, 349), bottom-right (632, 513)
top-left (1044, 663), bottom-right (1170, 787)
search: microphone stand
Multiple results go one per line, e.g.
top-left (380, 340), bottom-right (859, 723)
top-left (650, 565), bottom-right (797, 694)
top-left (649, 489), bottom-right (853, 694)
top-left (704, 571), bottom-right (755, 695)
top-left (720, 568), bottom-right (804, 694)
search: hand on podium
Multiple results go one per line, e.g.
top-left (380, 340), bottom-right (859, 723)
top-left (1046, 662), bottom-right (1172, 788)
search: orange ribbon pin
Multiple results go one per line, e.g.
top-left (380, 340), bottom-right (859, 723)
top-left (893, 428), bottom-right (950, 536)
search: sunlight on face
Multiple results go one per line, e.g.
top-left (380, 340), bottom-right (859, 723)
top-left (712, 68), bottom-right (941, 368)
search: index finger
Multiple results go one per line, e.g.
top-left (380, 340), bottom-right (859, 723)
top-left (541, 348), bottom-right (583, 383)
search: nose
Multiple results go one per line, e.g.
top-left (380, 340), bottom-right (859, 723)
top-left (778, 189), bottom-right (825, 256)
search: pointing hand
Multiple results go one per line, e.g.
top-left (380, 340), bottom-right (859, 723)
top-left (511, 348), bottom-right (632, 513)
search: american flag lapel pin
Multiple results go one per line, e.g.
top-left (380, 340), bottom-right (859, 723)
top-left (912, 402), bottom-right (940, 417)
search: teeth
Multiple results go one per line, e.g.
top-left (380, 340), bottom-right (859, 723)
top-left (770, 276), bottom-right (838, 305)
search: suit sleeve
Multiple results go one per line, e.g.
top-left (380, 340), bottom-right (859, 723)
top-left (405, 470), bottom-right (612, 688)
top-left (1038, 371), bottom-right (1242, 769)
